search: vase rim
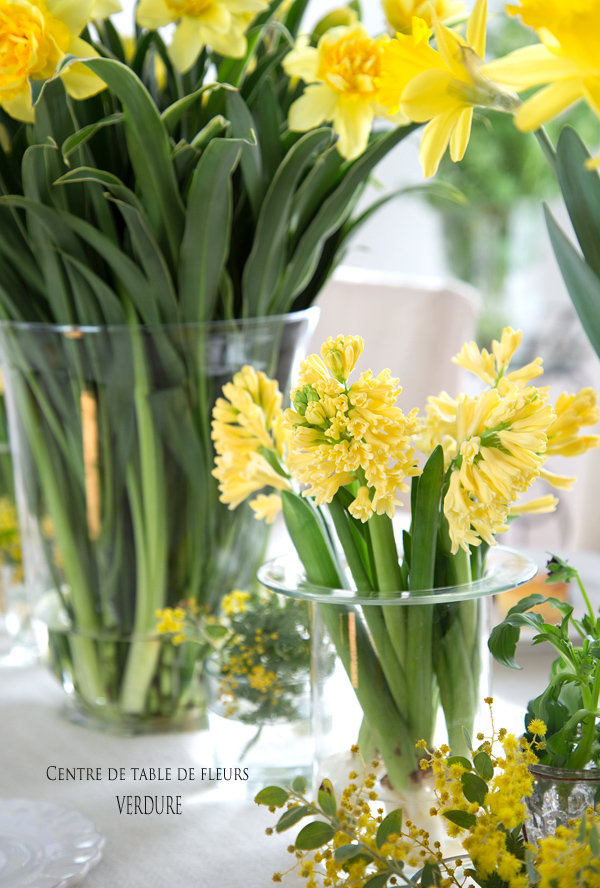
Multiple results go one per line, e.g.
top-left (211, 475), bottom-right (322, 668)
top-left (0, 306), bottom-right (320, 336)
top-left (529, 762), bottom-right (600, 779)
top-left (258, 546), bottom-right (537, 606)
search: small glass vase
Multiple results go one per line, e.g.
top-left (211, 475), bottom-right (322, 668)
top-left (205, 656), bottom-right (315, 797)
top-left (0, 310), bottom-right (317, 731)
top-left (524, 763), bottom-right (600, 845)
top-left (259, 546), bottom-right (536, 799)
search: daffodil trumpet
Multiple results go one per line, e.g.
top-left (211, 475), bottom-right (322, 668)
top-left (212, 331), bottom-right (599, 789)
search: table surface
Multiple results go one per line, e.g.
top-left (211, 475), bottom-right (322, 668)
top-left (1, 546), bottom-right (598, 888)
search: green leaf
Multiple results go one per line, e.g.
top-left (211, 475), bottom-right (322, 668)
top-left (473, 751), bottom-right (494, 781)
top-left (254, 786), bottom-right (290, 807)
top-left (275, 805), bottom-right (312, 832)
top-left (363, 874), bottom-right (389, 888)
top-left (376, 808), bottom-right (402, 849)
top-left (225, 90), bottom-right (264, 218)
top-left (280, 490), bottom-right (345, 589)
top-left (333, 844), bottom-right (363, 863)
top-left (421, 861), bottom-right (442, 888)
top-left (179, 138), bottom-right (242, 322)
top-left (409, 445), bottom-right (443, 591)
top-left (318, 779), bottom-right (337, 818)
top-left (283, 0), bottom-right (311, 37)
top-left (442, 809), bottom-right (476, 829)
top-left (545, 203), bottom-right (600, 361)
top-left (291, 776), bottom-right (306, 793)
top-left (487, 621), bottom-right (522, 669)
top-left (556, 127), bottom-right (600, 280)
top-left (272, 125), bottom-right (418, 314)
top-left (460, 771), bottom-right (488, 806)
top-left (447, 756), bottom-right (472, 771)
top-left (79, 57), bottom-right (185, 271)
top-left (505, 592), bottom-right (548, 616)
top-left (295, 821), bottom-right (336, 850)
top-left (161, 82), bottom-right (226, 134)
top-left (589, 824), bottom-right (600, 857)
top-left (242, 128), bottom-right (331, 316)
top-left (61, 113), bottom-right (124, 164)
top-left (462, 727), bottom-right (473, 751)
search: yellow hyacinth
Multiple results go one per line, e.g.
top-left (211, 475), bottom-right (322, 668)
top-left (136, 0), bottom-right (268, 72)
top-left (382, 0), bottom-right (466, 35)
top-left (482, 0), bottom-right (600, 132)
top-left (282, 22), bottom-right (401, 161)
top-left (378, 0), bottom-right (519, 177)
top-left (283, 334), bottom-right (421, 520)
top-left (211, 364), bottom-right (290, 520)
top-left (419, 328), bottom-right (599, 554)
top-left (0, 0), bottom-right (109, 122)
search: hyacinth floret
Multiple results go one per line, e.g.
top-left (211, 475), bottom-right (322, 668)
top-left (283, 335), bottom-right (421, 520)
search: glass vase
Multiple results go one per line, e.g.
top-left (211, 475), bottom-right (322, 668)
top-left (205, 656), bottom-right (315, 797)
top-left (0, 310), bottom-right (317, 731)
top-left (259, 547), bottom-right (536, 800)
top-left (524, 763), bottom-right (600, 845)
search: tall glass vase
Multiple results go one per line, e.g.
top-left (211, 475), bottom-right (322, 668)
top-left (0, 310), bottom-right (318, 732)
top-left (259, 547), bottom-right (536, 795)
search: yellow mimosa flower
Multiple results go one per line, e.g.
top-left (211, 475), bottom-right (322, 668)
top-left (283, 22), bottom-right (399, 161)
top-left (482, 0), bottom-right (600, 131)
top-left (136, 0), bottom-right (268, 72)
top-left (378, 0), bottom-right (519, 176)
top-left (0, 0), bottom-right (107, 122)
top-left (382, 0), bottom-right (466, 35)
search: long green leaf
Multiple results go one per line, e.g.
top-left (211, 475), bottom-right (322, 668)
top-left (242, 128), bottom-right (331, 316)
top-left (545, 204), bottom-right (600, 359)
top-left (79, 57), bottom-right (185, 271)
top-left (410, 445), bottom-right (443, 591)
top-left (272, 125), bottom-right (418, 312)
top-left (280, 489), bottom-right (344, 589)
top-left (225, 91), bottom-right (263, 218)
top-left (179, 138), bottom-right (242, 322)
top-left (61, 113), bottom-right (124, 164)
top-left (556, 127), bottom-right (600, 280)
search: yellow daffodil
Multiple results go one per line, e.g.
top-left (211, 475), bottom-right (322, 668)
top-left (283, 335), bottom-right (421, 520)
top-left (378, 0), bottom-right (519, 177)
top-left (482, 0), bottom-right (600, 131)
top-left (283, 22), bottom-right (400, 161)
top-left (136, 0), bottom-right (268, 73)
top-left (0, 0), bottom-right (108, 122)
top-left (90, 0), bottom-right (122, 16)
top-left (382, 0), bottom-right (466, 35)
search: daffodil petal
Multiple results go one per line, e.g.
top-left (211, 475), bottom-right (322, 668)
top-left (282, 44), bottom-right (319, 83)
top-left (432, 17), bottom-right (466, 81)
top-left (46, 0), bottom-right (94, 35)
top-left (288, 83), bottom-right (338, 131)
top-left (90, 0), bottom-right (122, 17)
top-left (401, 68), bottom-right (455, 122)
top-left (204, 19), bottom-right (246, 58)
top-left (1, 87), bottom-right (34, 123)
top-left (482, 44), bottom-right (580, 91)
top-left (60, 38), bottom-right (106, 99)
top-left (449, 105), bottom-right (472, 162)
top-left (515, 78), bottom-right (583, 131)
top-left (582, 76), bottom-right (600, 118)
top-left (196, 2), bottom-right (230, 31)
top-left (136, 0), bottom-right (173, 29)
top-left (333, 98), bottom-right (374, 160)
top-left (419, 105), bottom-right (462, 177)
top-left (168, 17), bottom-right (205, 72)
top-left (466, 0), bottom-right (487, 59)
top-left (223, 0), bottom-right (266, 12)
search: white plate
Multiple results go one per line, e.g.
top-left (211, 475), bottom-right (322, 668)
top-left (0, 800), bottom-right (104, 888)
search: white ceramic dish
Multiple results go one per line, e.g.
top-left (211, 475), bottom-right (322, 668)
top-left (0, 799), bottom-right (104, 887)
